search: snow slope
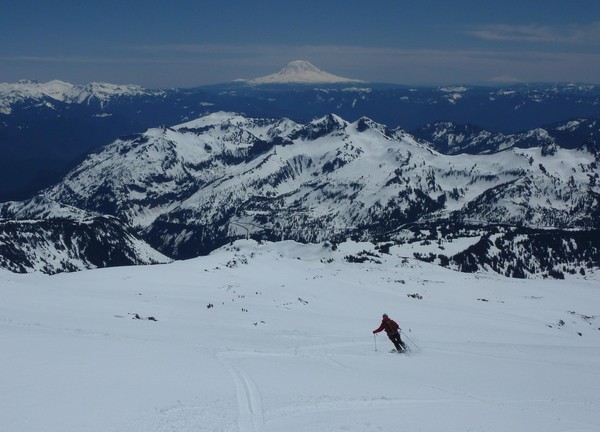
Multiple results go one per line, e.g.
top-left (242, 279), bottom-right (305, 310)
top-left (1, 240), bottom-right (599, 431)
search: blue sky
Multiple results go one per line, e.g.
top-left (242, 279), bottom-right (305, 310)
top-left (1, 0), bottom-right (599, 87)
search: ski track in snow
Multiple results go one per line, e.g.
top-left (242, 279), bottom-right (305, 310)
top-left (218, 352), bottom-right (265, 432)
top-left (217, 347), bottom-right (427, 430)
top-left (217, 349), bottom-right (419, 430)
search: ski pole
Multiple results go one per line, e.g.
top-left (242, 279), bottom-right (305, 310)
top-left (401, 330), bottom-right (421, 351)
top-left (373, 333), bottom-right (377, 351)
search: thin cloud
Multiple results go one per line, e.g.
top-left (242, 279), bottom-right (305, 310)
top-left (488, 75), bottom-right (523, 84)
top-left (2, 44), bottom-right (600, 86)
top-left (0, 55), bottom-right (186, 65)
top-left (467, 21), bottom-right (600, 44)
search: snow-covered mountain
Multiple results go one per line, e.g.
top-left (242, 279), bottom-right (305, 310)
top-left (0, 196), bottom-right (169, 274)
top-left (2, 239), bottom-right (599, 431)
top-left (45, 112), bottom-right (599, 232)
top-left (412, 118), bottom-right (600, 155)
top-left (3, 111), bottom-right (597, 275)
top-left (0, 79), bottom-right (159, 114)
top-left (2, 79), bottom-right (600, 202)
top-left (248, 60), bottom-right (362, 84)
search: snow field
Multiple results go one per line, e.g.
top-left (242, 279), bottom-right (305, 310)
top-left (1, 240), bottom-right (599, 431)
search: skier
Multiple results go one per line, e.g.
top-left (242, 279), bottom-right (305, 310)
top-left (373, 313), bottom-right (407, 352)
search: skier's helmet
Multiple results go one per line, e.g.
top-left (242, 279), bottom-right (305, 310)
top-left (382, 313), bottom-right (388, 318)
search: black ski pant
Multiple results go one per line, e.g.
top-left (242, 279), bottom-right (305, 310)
top-left (388, 331), bottom-right (406, 351)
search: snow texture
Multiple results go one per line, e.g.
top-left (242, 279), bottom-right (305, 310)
top-left (1, 239), bottom-right (599, 432)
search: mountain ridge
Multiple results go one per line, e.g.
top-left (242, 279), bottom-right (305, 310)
top-left (2, 111), bottom-right (598, 276)
top-left (0, 79), bottom-right (158, 114)
top-left (412, 118), bottom-right (600, 155)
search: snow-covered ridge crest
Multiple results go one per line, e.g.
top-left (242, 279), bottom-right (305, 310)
top-left (2, 110), bottom-right (599, 276)
top-left (0, 195), bottom-right (94, 222)
top-left (30, 110), bottom-right (598, 268)
top-left (248, 60), bottom-right (362, 84)
top-left (0, 194), bottom-right (170, 274)
top-left (75, 82), bottom-right (154, 104)
top-left (412, 117), bottom-right (600, 155)
top-left (0, 79), bottom-right (157, 113)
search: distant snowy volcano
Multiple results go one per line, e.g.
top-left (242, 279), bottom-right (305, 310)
top-left (248, 60), bottom-right (362, 84)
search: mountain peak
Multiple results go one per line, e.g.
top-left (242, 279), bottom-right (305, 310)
top-left (281, 60), bottom-right (321, 74)
top-left (248, 60), bottom-right (362, 85)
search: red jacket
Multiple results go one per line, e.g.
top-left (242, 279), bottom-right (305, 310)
top-left (374, 317), bottom-right (400, 336)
